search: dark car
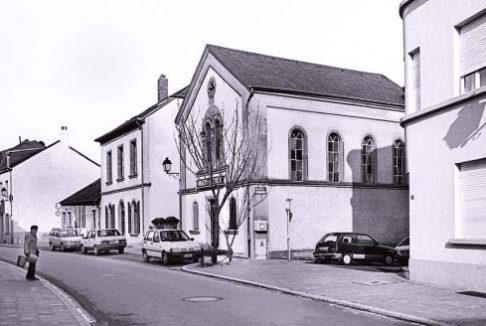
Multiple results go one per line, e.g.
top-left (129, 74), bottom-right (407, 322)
top-left (395, 236), bottom-right (409, 264)
top-left (313, 232), bottom-right (396, 265)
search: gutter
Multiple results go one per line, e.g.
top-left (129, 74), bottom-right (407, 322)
top-left (136, 119), bottom-right (145, 236)
top-left (246, 87), bottom-right (254, 259)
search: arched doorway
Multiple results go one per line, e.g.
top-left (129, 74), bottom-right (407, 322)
top-left (118, 201), bottom-right (125, 235)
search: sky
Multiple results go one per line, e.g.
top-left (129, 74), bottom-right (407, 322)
top-left (0, 0), bottom-right (404, 162)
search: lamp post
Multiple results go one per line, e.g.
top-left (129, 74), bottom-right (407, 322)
top-left (1, 186), bottom-right (13, 243)
top-left (162, 157), bottom-right (182, 229)
top-left (286, 198), bottom-right (292, 262)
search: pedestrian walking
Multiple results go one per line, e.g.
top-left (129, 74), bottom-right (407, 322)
top-left (24, 225), bottom-right (39, 281)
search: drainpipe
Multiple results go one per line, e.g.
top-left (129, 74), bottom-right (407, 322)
top-left (136, 119), bottom-right (145, 237)
top-left (246, 87), bottom-right (255, 258)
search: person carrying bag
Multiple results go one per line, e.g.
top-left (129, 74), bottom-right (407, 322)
top-left (24, 225), bottom-right (40, 281)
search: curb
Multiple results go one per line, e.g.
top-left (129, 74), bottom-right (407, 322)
top-left (181, 264), bottom-right (457, 326)
top-left (0, 259), bottom-right (96, 326)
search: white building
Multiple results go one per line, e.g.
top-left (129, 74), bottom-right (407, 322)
top-left (176, 45), bottom-right (409, 259)
top-left (59, 178), bottom-right (101, 235)
top-left (95, 76), bottom-right (186, 244)
top-left (400, 0), bottom-right (486, 290)
top-left (0, 138), bottom-right (100, 244)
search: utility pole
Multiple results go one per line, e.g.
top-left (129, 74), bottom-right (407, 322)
top-left (286, 198), bottom-right (292, 262)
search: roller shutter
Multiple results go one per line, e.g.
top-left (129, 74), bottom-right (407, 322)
top-left (459, 13), bottom-right (486, 75)
top-left (460, 159), bottom-right (486, 238)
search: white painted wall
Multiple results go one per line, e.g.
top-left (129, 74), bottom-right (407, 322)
top-left (0, 141), bottom-right (99, 242)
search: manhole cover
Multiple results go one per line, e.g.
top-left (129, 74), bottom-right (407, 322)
top-left (183, 296), bottom-right (223, 302)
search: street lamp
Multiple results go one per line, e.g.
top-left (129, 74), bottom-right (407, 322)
top-left (162, 157), bottom-right (179, 178)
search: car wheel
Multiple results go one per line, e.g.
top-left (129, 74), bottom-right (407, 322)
top-left (162, 251), bottom-right (169, 266)
top-left (60, 243), bottom-right (65, 252)
top-left (118, 248), bottom-right (124, 254)
top-left (49, 242), bottom-right (54, 251)
top-left (142, 250), bottom-right (150, 263)
top-left (384, 254), bottom-right (394, 266)
top-left (94, 246), bottom-right (100, 256)
top-left (342, 253), bottom-right (353, 265)
top-left (81, 246), bottom-right (87, 254)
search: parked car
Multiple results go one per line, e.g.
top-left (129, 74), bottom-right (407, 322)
top-left (313, 232), bottom-right (396, 265)
top-left (81, 229), bottom-right (126, 255)
top-left (48, 228), bottom-right (83, 252)
top-left (395, 236), bottom-right (410, 264)
top-left (141, 229), bottom-right (201, 265)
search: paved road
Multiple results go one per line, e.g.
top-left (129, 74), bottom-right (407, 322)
top-left (0, 247), bottom-right (416, 326)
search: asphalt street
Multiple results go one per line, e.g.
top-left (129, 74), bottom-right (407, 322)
top-left (0, 247), bottom-right (417, 326)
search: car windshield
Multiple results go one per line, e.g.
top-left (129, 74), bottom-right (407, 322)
top-left (160, 230), bottom-right (190, 242)
top-left (398, 237), bottom-right (409, 246)
top-left (60, 230), bottom-right (79, 237)
top-left (320, 235), bottom-right (338, 243)
top-left (97, 230), bottom-right (121, 237)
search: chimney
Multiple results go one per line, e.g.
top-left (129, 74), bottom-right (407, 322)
top-left (59, 125), bottom-right (70, 145)
top-left (158, 74), bottom-right (168, 102)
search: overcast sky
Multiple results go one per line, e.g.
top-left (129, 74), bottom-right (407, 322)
top-left (0, 0), bottom-right (403, 162)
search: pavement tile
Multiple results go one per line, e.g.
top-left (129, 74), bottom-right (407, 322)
top-left (0, 261), bottom-right (89, 326)
top-left (185, 259), bottom-right (486, 326)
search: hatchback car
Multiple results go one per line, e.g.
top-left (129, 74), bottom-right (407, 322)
top-left (313, 232), bottom-right (396, 265)
top-left (48, 228), bottom-right (83, 252)
top-left (81, 229), bottom-right (127, 255)
top-left (141, 229), bottom-right (201, 265)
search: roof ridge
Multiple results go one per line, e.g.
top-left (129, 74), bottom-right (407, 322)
top-left (206, 44), bottom-right (394, 82)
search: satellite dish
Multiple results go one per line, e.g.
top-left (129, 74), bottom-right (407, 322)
top-left (55, 210), bottom-right (61, 217)
top-left (55, 203), bottom-right (62, 210)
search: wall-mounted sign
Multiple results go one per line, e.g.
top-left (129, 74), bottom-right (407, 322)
top-left (254, 186), bottom-right (267, 195)
top-left (197, 176), bottom-right (224, 189)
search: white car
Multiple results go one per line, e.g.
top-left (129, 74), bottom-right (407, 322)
top-left (81, 229), bottom-right (127, 255)
top-left (141, 229), bottom-right (201, 265)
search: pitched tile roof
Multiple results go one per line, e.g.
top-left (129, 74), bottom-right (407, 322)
top-left (60, 179), bottom-right (101, 206)
top-left (95, 86), bottom-right (189, 144)
top-left (207, 45), bottom-right (404, 107)
top-left (0, 140), bottom-right (48, 171)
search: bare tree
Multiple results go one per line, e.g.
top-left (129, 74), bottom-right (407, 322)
top-left (177, 100), bottom-right (266, 262)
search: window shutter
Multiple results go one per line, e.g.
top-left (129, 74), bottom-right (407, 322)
top-left (459, 13), bottom-right (486, 75)
top-left (460, 160), bottom-right (486, 238)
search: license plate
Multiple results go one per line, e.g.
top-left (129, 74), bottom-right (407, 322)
top-left (319, 246), bottom-right (328, 251)
top-left (183, 254), bottom-right (192, 258)
top-left (111, 241), bottom-right (118, 244)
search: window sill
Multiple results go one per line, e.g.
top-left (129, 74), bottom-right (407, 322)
top-left (224, 230), bottom-right (238, 235)
top-left (129, 233), bottom-right (140, 237)
top-left (105, 181), bottom-right (113, 186)
top-left (116, 178), bottom-right (125, 183)
top-left (189, 230), bottom-right (201, 235)
top-left (447, 238), bottom-right (486, 247)
top-left (129, 174), bottom-right (138, 179)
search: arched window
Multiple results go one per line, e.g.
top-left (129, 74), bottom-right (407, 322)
top-left (204, 122), bottom-right (212, 164)
top-left (118, 201), bottom-right (125, 235)
top-left (393, 140), bottom-right (405, 184)
top-left (362, 136), bottom-right (375, 184)
top-left (289, 128), bottom-right (306, 181)
top-left (327, 133), bottom-right (342, 182)
top-left (127, 202), bottom-right (132, 234)
top-left (214, 119), bottom-right (222, 161)
top-left (62, 212), bottom-right (66, 228)
top-left (5, 214), bottom-right (9, 234)
top-left (133, 201), bottom-right (140, 235)
top-left (109, 204), bottom-right (116, 229)
top-left (193, 201), bottom-right (199, 231)
top-left (229, 197), bottom-right (237, 230)
top-left (104, 206), bottom-right (109, 229)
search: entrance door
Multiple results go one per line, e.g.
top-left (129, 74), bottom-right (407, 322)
top-left (209, 199), bottom-right (219, 248)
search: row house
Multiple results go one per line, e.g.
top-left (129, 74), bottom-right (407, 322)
top-left (59, 178), bottom-right (101, 234)
top-left (0, 137), bottom-right (99, 244)
top-left (400, 0), bottom-right (486, 291)
top-left (95, 76), bottom-right (186, 244)
top-left (176, 45), bottom-right (409, 259)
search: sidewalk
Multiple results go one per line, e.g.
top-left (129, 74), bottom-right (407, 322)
top-left (0, 260), bottom-right (93, 326)
top-left (183, 259), bottom-right (486, 326)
